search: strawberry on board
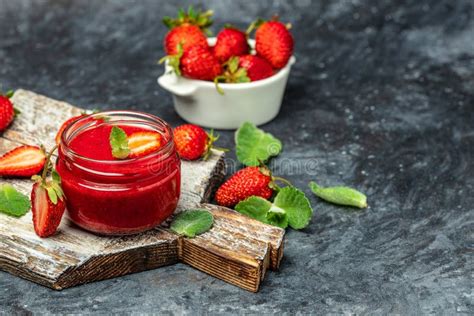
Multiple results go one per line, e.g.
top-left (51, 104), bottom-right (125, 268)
top-left (55, 114), bottom-right (86, 145)
top-left (215, 166), bottom-right (275, 208)
top-left (0, 145), bottom-right (46, 177)
top-left (163, 6), bottom-right (213, 55)
top-left (0, 90), bottom-right (18, 132)
top-left (128, 131), bottom-right (163, 158)
top-left (252, 18), bottom-right (294, 69)
top-left (173, 124), bottom-right (225, 161)
top-left (31, 147), bottom-right (65, 238)
top-left (213, 26), bottom-right (249, 63)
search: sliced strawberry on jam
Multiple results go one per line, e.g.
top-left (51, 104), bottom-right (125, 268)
top-left (0, 145), bottom-right (46, 177)
top-left (128, 131), bottom-right (163, 158)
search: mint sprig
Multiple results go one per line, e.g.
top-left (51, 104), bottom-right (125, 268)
top-left (170, 209), bottom-right (214, 238)
top-left (235, 186), bottom-right (313, 229)
top-left (0, 184), bottom-right (31, 217)
top-left (235, 122), bottom-right (282, 166)
top-left (110, 126), bottom-right (130, 159)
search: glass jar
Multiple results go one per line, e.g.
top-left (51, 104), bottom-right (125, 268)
top-left (56, 111), bottom-right (181, 235)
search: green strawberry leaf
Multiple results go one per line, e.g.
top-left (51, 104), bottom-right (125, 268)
top-left (309, 182), bottom-right (367, 209)
top-left (46, 187), bottom-right (58, 204)
top-left (170, 209), bottom-right (214, 238)
top-left (110, 126), bottom-right (130, 159)
top-left (0, 184), bottom-right (31, 217)
top-left (235, 122), bottom-right (282, 166)
top-left (235, 196), bottom-right (273, 224)
top-left (52, 170), bottom-right (61, 183)
top-left (274, 186), bottom-right (313, 229)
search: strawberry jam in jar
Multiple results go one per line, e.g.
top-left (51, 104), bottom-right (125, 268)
top-left (56, 111), bottom-right (181, 235)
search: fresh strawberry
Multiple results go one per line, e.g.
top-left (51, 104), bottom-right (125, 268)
top-left (213, 27), bottom-right (249, 63)
top-left (164, 25), bottom-right (209, 55)
top-left (163, 7), bottom-right (213, 55)
top-left (0, 145), bottom-right (46, 177)
top-left (173, 124), bottom-right (224, 160)
top-left (238, 55), bottom-right (274, 81)
top-left (128, 131), bottom-right (163, 158)
top-left (0, 90), bottom-right (16, 132)
top-left (215, 55), bottom-right (273, 88)
top-left (253, 19), bottom-right (294, 69)
top-left (31, 147), bottom-right (65, 238)
top-left (55, 114), bottom-right (86, 145)
top-left (215, 166), bottom-right (274, 207)
top-left (162, 45), bottom-right (222, 81)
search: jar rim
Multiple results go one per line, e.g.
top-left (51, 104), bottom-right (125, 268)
top-left (60, 110), bottom-right (175, 164)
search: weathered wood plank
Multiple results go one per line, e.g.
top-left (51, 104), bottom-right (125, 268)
top-left (0, 90), bottom-right (285, 292)
top-left (201, 204), bottom-right (285, 271)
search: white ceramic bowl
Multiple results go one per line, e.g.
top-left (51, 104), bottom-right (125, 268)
top-left (158, 38), bottom-right (295, 130)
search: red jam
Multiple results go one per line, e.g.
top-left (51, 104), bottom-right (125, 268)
top-left (56, 111), bottom-right (181, 235)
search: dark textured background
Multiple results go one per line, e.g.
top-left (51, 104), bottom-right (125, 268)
top-left (1, 0), bottom-right (473, 314)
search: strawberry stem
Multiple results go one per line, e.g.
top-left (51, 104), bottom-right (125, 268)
top-left (41, 145), bottom-right (58, 180)
top-left (272, 176), bottom-right (292, 187)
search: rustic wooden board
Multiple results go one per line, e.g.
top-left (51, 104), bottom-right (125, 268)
top-left (0, 90), bottom-right (285, 292)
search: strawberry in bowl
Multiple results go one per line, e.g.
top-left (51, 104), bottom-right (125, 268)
top-left (158, 8), bottom-right (295, 130)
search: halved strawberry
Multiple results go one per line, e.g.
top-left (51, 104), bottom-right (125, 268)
top-left (0, 145), bottom-right (46, 177)
top-left (128, 131), bottom-right (163, 158)
top-left (31, 147), bottom-right (65, 238)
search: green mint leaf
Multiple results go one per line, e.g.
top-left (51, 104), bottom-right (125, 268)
top-left (235, 196), bottom-right (288, 229)
top-left (110, 126), bottom-right (130, 159)
top-left (0, 184), bottom-right (31, 217)
top-left (235, 196), bottom-right (273, 223)
top-left (266, 204), bottom-right (289, 228)
top-left (170, 209), bottom-right (214, 238)
top-left (235, 122), bottom-right (282, 166)
top-left (273, 186), bottom-right (313, 229)
top-left (309, 182), bottom-right (367, 209)
top-left (235, 188), bottom-right (313, 230)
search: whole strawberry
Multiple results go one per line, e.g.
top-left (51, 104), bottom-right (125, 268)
top-left (163, 7), bottom-right (213, 55)
top-left (55, 114), bottom-right (86, 144)
top-left (0, 90), bottom-right (16, 132)
top-left (238, 55), bottom-right (273, 81)
top-left (213, 27), bottom-right (249, 63)
top-left (173, 124), bottom-right (223, 160)
top-left (254, 19), bottom-right (294, 69)
top-left (162, 45), bottom-right (222, 81)
top-left (215, 166), bottom-right (274, 208)
top-left (31, 147), bottom-right (66, 238)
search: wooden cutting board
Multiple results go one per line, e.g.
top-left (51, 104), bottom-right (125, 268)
top-left (0, 90), bottom-right (285, 292)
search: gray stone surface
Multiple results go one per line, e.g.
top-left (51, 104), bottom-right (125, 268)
top-left (0, 0), bottom-right (473, 314)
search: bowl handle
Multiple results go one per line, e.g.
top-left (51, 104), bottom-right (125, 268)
top-left (158, 74), bottom-right (197, 97)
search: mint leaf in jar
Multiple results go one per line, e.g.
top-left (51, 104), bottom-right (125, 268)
top-left (309, 181), bottom-right (367, 209)
top-left (235, 122), bottom-right (282, 166)
top-left (170, 209), bottom-right (214, 238)
top-left (0, 184), bottom-right (31, 217)
top-left (110, 126), bottom-right (130, 159)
